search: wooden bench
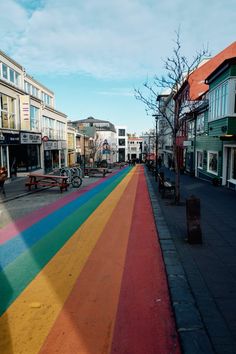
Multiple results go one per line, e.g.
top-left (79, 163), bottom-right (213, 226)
top-left (26, 173), bottom-right (69, 193)
top-left (85, 167), bottom-right (108, 177)
top-left (158, 173), bottom-right (175, 198)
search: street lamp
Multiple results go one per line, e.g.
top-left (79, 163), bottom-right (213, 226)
top-left (152, 114), bottom-right (159, 181)
top-left (83, 134), bottom-right (86, 177)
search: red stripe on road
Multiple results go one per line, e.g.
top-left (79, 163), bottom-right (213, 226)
top-left (110, 165), bottom-right (181, 354)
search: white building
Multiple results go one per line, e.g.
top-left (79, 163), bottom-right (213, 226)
top-left (127, 136), bottom-right (143, 161)
top-left (0, 50), bottom-right (67, 177)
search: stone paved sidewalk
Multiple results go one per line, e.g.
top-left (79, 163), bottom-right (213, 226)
top-left (146, 167), bottom-right (236, 354)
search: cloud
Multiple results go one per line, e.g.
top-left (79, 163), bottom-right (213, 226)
top-left (1, 0), bottom-right (235, 79)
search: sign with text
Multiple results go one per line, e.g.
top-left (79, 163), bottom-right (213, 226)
top-left (20, 132), bottom-right (42, 144)
top-left (44, 141), bottom-right (58, 150)
top-left (20, 95), bottom-right (30, 130)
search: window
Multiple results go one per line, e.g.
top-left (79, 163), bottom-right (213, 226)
top-left (56, 121), bottom-right (66, 140)
top-left (196, 114), bottom-right (204, 135)
top-left (41, 91), bottom-right (52, 106)
top-left (24, 81), bottom-right (40, 98)
top-left (1, 63), bottom-right (20, 87)
top-left (209, 80), bottom-right (229, 121)
top-left (2, 64), bottom-right (8, 79)
top-left (9, 68), bottom-right (14, 83)
top-left (207, 151), bottom-right (218, 175)
top-left (119, 138), bottom-right (125, 146)
top-left (187, 121), bottom-right (195, 138)
top-left (30, 106), bottom-right (39, 131)
top-left (43, 116), bottom-right (56, 139)
top-left (197, 151), bottom-right (203, 169)
top-left (118, 129), bottom-right (125, 136)
top-left (0, 94), bottom-right (16, 129)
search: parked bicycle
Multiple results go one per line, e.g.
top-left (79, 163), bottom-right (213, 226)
top-left (59, 166), bottom-right (82, 188)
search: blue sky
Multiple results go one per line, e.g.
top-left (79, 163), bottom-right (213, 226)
top-left (0, 0), bottom-right (235, 135)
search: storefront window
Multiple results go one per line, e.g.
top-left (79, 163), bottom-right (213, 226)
top-left (207, 151), bottom-right (218, 175)
top-left (13, 144), bottom-right (40, 172)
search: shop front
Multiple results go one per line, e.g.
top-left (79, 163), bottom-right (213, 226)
top-left (44, 140), bottom-right (67, 173)
top-left (0, 130), bottom-right (42, 177)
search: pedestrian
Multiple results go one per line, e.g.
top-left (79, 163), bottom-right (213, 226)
top-left (157, 156), bottom-right (162, 169)
top-left (0, 166), bottom-right (7, 195)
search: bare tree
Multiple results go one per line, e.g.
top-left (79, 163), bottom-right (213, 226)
top-left (135, 31), bottom-right (208, 204)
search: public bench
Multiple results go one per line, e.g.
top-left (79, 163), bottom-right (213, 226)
top-left (158, 172), bottom-right (175, 198)
top-left (25, 173), bottom-right (69, 193)
top-left (85, 167), bottom-right (108, 177)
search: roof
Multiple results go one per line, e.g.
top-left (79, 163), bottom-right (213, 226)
top-left (188, 41), bottom-right (236, 100)
top-left (205, 57), bottom-right (236, 84)
top-left (73, 117), bottom-right (116, 133)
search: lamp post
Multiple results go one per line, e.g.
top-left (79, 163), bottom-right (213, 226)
top-left (83, 134), bottom-right (86, 177)
top-left (152, 114), bottom-right (159, 181)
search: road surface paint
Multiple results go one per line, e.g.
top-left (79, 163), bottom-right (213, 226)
top-left (0, 166), bottom-right (181, 354)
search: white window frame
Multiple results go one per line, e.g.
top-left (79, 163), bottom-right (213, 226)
top-left (207, 151), bottom-right (218, 175)
top-left (208, 79), bottom-right (229, 121)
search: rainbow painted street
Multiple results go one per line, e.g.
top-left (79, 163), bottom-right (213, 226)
top-left (0, 166), bottom-right (180, 354)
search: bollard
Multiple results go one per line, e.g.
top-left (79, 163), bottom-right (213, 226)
top-left (186, 195), bottom-right (202, 244)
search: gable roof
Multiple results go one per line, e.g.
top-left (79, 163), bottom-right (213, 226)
top-left (205, 57), bottom-right (236, 84)
top-left (189, 41), bottom-right (236, 100)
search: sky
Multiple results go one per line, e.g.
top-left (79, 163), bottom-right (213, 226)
top-left (0, 0), bottom-right (235, 135)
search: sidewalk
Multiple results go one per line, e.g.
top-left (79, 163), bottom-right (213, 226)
top-left (146, 167), bottom-right (236, 354)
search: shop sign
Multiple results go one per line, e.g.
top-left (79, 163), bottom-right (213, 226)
top-left (183, 140), bottom-right (192, 147)
top-left (0, 131), bottom-right (20, 145)
top-left (58, 140), bottom-right (67, 149)
top-left (20, 132), bottom-right (42, 144)
top-left (20, 95), bottom-right (30, 130)
top-left (44, 141), bottom-right (58, 150)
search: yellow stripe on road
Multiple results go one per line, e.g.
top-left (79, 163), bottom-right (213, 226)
top-left (0, 167), bottom-right (136, 354)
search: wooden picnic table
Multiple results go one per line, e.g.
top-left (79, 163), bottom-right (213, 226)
top-left (85, 167), bottom-right (108, 177)
top-left (26, 173), bottom-right (69, 193)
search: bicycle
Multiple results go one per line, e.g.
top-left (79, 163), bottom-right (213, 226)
top-left (59, 167), bottom-right (82, 188)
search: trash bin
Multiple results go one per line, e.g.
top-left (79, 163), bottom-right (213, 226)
top-left (186, 195), bottom-right (202, 244)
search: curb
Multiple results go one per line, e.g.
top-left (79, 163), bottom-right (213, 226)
top-left (145, 169), bottom-right (214, 354)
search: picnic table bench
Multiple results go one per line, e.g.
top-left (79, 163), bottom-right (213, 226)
top-left (25, 173), bottom-right (69, 193)
top-left (85, 167), bottom-right (108, 177)
top-left (158, 172), bottom-right (175, 198)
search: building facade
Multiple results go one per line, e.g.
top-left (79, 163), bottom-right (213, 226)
top-left (0, 50), bottom-right (67, 177)
top-left (127, 136), bottom-right (143, 162)
top-left (71, 117), bottom-right (117, 166)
